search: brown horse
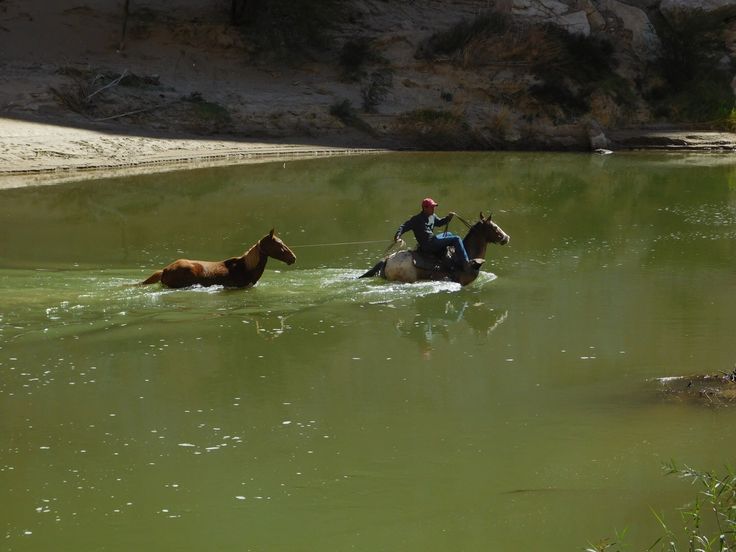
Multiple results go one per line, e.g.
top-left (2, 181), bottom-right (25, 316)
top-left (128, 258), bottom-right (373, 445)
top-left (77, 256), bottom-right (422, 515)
top-left (140, 229), bottom-right (296, 288)
top-left (359, 212), bottom-right (510, 286)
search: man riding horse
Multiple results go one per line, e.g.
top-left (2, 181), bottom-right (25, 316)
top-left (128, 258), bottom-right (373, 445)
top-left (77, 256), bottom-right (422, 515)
top-left (394, 197), bottom-right (483, 272)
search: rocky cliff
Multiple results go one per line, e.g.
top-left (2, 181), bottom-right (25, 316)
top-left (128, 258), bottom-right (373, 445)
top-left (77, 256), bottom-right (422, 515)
top-left (1, 0), bottom-right (734, 150)
top-left (335, 0), bottom-right (736, 149)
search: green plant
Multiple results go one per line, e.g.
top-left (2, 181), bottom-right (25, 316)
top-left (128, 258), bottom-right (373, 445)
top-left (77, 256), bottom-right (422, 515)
top-left (651, 461), bottom-right (736, 552)
top-left (725, 108), bottom-right (736, 132)
top-left (586, 529), bottom-right (630, 552)
top-left (590, 462), bottom-right (736, 552)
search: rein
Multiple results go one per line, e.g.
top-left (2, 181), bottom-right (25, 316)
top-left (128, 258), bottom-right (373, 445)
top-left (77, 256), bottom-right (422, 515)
top-left (453, 213), bottom-right (473, 229)
top-left (441, 212), bottom-right (473, 236)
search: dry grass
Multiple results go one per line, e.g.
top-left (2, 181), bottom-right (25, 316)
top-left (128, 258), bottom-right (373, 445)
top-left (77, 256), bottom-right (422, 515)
top-left (394, 109), bottom-right (477, 149)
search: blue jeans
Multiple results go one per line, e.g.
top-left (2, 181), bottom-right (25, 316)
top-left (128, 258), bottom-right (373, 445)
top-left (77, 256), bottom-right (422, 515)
top-left (425, 232), bottom-right (469, 265)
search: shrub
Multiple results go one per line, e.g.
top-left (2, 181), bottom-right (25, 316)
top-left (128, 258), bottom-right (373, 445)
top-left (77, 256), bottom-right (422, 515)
top-left (186, 95), bottom-right (230, 124)
top-left (416, 11), bottom-right (510, 60)
top-left (339, 38), bottom-right (385, 82)
top-left (536, 24), bottom-right (616, 84)
top-left (51, 68), bottom-right (159, 116)
top-left (234, 0), bottom-right (345, 58)
top-left (361, 68), bottom-right (393, 113)
top-left (395, 109), bottom-right (478, 149)
top-left (530, 26), bottom-right (618, 116)
top-left (329, 99), bottom-right (374, 135)
top-left (725, 108), bottom-right (736, 132)
top-left (530, 78), bottom-right (589, 116)
top-left (646, 14), bottom-right (735, 125)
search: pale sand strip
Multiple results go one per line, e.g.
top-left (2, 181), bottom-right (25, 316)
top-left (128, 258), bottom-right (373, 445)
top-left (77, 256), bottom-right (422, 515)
top-left (0, 118), bottom-right (388, 189)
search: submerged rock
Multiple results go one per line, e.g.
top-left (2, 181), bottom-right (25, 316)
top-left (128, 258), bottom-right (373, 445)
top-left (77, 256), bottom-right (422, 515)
top-left (656, 371), bottom-right (736, 404)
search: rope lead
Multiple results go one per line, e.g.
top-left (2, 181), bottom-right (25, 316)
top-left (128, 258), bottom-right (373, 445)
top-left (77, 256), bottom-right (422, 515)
top-left (292, 239), bottom-right (389, 248)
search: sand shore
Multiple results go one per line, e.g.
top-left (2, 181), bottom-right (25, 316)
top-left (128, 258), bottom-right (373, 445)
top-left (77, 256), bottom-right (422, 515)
top-left (4, 116), bottom-right (736, 190)
top-left (2, 0), bottom-right (734, 190)
top-left (0, 117), bottom-right (387, 189)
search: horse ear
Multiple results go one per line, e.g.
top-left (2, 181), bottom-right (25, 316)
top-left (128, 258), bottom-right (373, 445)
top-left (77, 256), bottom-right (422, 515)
top-left (269, 228), bottom-right (275, 237)
top-left (480, 211), bottom-right (485, 221)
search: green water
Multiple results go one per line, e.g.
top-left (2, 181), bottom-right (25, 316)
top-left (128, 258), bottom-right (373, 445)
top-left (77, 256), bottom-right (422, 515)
top-left (2, 152), bottom-right (736, 551)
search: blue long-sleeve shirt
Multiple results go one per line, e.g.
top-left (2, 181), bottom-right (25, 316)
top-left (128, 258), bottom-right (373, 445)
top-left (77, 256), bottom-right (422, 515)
top-left (395, 212), bottom-right (451, 249)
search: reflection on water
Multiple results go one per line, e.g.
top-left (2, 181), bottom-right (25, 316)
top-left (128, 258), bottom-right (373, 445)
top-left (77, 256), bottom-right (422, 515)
top-left (392, 290), bottom-right (508, 359)
top-left (2, 152), bottom-right (736, 552)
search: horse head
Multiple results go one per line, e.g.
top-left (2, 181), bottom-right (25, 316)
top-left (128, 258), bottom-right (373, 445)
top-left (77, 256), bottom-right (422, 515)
top-left (476, 212), bottom-right (510, 245)
top-left (259, 229), bottom-right (297, 265)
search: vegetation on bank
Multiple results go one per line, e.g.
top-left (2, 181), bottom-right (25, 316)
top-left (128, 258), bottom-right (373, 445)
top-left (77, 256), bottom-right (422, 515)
top-left (50, 67), bottom-right (231, 132)
top-left (588, 462), bottom-right (736, 552)
top-left (415, 11), bottom-right (512, 60)
top-left (646, 14), bottom-right (735, 130)
top-left (417, 12), bottom-right (642, 122)
top-left (51, 2), bottom-right (736, 145)
top-left (411, 9), bottom-right (733, 138)
top-left (329, 99), bottom-right (375, 136)
top-left (230, 0), bottom-right (346, 57)
top-left (395, 109), bottom-right (475, 149)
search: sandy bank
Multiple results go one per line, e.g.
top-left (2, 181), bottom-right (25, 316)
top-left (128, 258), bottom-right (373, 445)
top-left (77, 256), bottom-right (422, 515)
top-left (3, 116), bottom-right (736, 190)
top-left (2, 0), bottom-right (734, 190)
top-left (0, 118), bottom-right (388, 189)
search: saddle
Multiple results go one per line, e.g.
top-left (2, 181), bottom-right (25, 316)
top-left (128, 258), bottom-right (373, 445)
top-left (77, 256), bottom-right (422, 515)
top-left (410, 247), bottom-right (484, 273)
top-left (410, 246), bottom-right (459, 272)
top-left (411, 251), bottom-right (450, 272)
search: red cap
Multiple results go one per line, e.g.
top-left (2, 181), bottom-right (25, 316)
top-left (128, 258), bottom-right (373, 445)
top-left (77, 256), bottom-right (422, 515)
top-left (421, 197), bottom-right (438, 209)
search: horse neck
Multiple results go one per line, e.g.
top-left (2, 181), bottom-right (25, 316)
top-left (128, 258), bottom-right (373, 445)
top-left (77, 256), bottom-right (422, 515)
top-left (463, 227), bottom-right (488, 260)
top-left (242, 240), bottom-right (269, 275)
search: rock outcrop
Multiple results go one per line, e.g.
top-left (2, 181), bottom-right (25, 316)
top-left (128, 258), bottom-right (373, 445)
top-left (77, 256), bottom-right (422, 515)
top-left (660, 0), bottom-right (736, 27)
top-left (0, 0), bottom-right (733, 151)
top-left (657, 371), bottom-right (736, 404)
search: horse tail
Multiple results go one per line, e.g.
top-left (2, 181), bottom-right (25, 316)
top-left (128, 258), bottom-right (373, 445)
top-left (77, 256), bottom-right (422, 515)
top-left (359, 260), bottom-right (385, 279)
top-left (139, 270), bottom-right (163, 285)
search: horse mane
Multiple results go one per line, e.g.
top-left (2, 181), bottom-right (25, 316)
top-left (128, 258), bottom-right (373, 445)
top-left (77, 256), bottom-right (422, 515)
top-left (462, 219), bottom-right (490, 260)
top-left (465, 220), bottom-right (483, 238)
top-left (463, 220), bottom-right (484, 240)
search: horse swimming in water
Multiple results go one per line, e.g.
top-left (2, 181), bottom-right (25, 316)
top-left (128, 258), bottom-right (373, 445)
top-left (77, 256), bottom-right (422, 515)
top-left (140, 229), bottom-right (296, 288)
top-left (359, 213), bottom-right (509, 286)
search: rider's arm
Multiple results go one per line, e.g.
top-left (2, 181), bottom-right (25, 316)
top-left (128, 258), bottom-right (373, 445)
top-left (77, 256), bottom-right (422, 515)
top-left (435, 212), bottom-right (454, 227)
top-left (394, 218), bottom-right (412, 241)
